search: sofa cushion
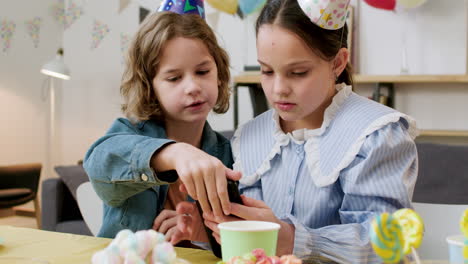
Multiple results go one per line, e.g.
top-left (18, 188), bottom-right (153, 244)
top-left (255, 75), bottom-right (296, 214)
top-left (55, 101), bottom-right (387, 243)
top-left (413, 142), bottom-right (468, 204)
top-left (54, 165), bottom-right (89, 201)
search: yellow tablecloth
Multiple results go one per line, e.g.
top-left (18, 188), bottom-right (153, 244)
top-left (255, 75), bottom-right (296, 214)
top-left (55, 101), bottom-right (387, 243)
top-left (0, 225), bottom-right (220, 264)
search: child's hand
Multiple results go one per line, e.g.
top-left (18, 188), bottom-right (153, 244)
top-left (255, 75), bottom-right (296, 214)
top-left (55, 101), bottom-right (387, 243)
top-left (203, 195), bottom-right (296, 256)
top-left (154, 201), bottom-right (208, 245)
top-left (152, 209), bottom-right (180, 242)
top-left (152, 143), bottom-right (241, 218)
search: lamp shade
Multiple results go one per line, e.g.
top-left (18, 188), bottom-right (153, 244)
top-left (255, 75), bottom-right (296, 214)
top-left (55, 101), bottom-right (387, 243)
top-left (40, 48), bottom-right (70, 80)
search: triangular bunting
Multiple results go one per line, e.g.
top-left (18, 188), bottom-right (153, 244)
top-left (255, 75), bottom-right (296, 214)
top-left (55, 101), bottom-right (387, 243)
top-left (91, 20), bottom-right (110, 49)
top-left (0, 19), bottom-right (16, 53)
top-left (25, 17), bottom-right (42, 48)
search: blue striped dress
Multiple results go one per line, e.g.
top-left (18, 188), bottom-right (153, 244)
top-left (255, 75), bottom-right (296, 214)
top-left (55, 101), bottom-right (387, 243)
top-left (232, 84), bottom-right (418, 263)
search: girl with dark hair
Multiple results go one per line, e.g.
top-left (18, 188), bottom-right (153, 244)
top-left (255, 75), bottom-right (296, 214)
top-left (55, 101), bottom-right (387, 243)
top-left (173, 0), bottom-right (418, 262)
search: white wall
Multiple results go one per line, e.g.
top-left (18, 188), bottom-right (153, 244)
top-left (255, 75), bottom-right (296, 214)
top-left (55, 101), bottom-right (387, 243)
top-left (1, 0), bottom-right (468, 171)
top-left (0, 0), bottom-right (62, 179)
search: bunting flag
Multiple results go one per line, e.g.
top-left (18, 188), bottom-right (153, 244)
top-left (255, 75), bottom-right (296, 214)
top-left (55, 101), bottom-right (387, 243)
top-left (51, 0), bottom-right (84, 29)
top-left (0, 19), bottom-right (16, 53)
top-left (64, 0), bottom-right (84, 29)
top-left (51, 0), bottom-right (66, 27)
top-left (119, 0), bottom-right (132, 13)
top-left (120, 33), bottom-right (132, 63)
top-left (91, 19), bottom-right (110, 49)
top-left (25, 17), bottom-right (42, 48)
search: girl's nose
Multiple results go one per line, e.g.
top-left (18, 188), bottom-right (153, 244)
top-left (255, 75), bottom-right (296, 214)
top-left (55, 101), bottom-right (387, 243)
top-left (184, 75), bottom-right (202, 95)
top-left (272, 76), bottom-right (291, 96)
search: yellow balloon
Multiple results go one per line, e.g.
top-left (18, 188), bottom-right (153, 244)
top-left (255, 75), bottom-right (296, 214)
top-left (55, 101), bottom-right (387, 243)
top-left (206, 0), bottom-right (238, 15)
top-left (398, 0), bottom-right (427, 8)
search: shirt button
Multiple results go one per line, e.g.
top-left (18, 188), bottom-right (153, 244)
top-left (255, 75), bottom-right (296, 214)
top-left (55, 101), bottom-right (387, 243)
top-left (141, 174), bottom-right (148, 181)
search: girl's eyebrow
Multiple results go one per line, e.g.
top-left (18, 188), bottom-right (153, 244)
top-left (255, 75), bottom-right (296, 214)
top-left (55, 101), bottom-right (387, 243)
top-left (258, 59), bottom-right (312, 67)
top-left (162, 59), bottom-right (213, 74)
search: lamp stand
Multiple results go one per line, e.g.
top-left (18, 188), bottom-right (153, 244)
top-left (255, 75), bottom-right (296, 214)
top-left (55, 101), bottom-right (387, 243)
top-left (48, 77), bottom-right (56, 179)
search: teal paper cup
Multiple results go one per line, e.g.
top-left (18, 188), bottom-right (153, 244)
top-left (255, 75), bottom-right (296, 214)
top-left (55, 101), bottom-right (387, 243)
top-left (218, 221), bottom-right (281, 261)
top-left (446, 235), bottom-right (464, 264)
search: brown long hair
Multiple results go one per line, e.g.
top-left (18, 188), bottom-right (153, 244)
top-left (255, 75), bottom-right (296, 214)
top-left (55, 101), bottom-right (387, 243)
top-left (256, 0), bottom-right (353, 85)
top-left (121, 12), bottom-right (231, 122)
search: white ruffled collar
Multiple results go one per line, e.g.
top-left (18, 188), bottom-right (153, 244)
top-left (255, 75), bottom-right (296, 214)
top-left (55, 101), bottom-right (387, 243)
top-left (272, 83), bottom-right (352, 143)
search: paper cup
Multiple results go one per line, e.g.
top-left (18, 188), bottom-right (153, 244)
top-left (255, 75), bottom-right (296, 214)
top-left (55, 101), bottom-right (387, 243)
top-left (218, 221), bottom-right (280, 261)
top-left (446, 235), bottom-right (464, 264)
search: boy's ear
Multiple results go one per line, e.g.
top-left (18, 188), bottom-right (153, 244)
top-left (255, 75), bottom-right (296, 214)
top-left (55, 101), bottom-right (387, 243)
top-left (333, 48), bottom-right (350, 77)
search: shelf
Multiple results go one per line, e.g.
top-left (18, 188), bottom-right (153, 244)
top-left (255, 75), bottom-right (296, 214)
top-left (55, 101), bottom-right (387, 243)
top-left (419, 130), bottom-right (468, 137)
top-left (354, 74), bottom-right (468, 84)
top-left (234, 72), bottom-right (468, 84)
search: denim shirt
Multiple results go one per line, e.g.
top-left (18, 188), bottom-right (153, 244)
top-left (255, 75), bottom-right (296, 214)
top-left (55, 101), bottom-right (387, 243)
top-left (83, 118), bottom-right (233, 238)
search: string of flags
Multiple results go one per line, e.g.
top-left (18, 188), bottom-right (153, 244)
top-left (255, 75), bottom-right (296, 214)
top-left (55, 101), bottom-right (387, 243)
top-left (91, 20), bottom-right (110, 49)
top-left (0, 19), bottom-right (16, 52)
top-left (1, 0), bottom-right (248, 53)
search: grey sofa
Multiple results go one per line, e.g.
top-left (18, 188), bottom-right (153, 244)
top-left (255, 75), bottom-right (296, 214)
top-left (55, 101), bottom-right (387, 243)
top-left (41, 165), bottom-right (92, 235)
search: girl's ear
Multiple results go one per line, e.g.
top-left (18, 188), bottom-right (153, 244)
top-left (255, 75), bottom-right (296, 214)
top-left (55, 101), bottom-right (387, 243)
top-left (333, 48), bottom-right (350, 78)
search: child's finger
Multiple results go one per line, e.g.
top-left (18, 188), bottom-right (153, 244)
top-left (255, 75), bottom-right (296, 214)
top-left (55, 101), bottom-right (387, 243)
top-left (225, 168), bottom-right (242, 181)
top-left (157, 215), bottom-right (178, 234)
top-left (176, 201), bottom-right (196, 215)
top-left (153, 209), bottom-right (177, 231)
top-left (204, 219), bottom-right (220, 234)
top-left (176, 214), bottom-right (193, 234)
top-left (215, 165), bottom-right (230, 216)
top-left (240, 195), bottom-right (269, 208)
top-left (179, 168), bottom-right (197, 200)
top-left (194, 170), bottom-right (211, 215)
top-left (213, 232), bottom-right (221, 244)
top-left (206, 166), bottom-right (224, 218)
top-left (178, 183), bottom-right (188, 194)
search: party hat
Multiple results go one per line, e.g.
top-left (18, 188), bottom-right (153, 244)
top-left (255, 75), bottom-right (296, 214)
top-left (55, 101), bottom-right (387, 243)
top-left (297, 0), bottom-right (350, 30)
top-left (159, 0), bottom-right (205, 19)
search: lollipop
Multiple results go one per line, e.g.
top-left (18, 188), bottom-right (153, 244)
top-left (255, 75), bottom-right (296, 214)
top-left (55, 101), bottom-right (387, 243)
top-left (393, 209), bottom-right (424, 254)
top-left (370, 212), bottom-right (404, 263)
top-left (461, 209), bottom-right (468, 263)
top-left (461, 209), bottom-right (468, 238)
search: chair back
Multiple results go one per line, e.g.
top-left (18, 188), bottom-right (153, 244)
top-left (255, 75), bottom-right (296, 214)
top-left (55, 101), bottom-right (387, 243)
top-left (76, 181), bottom-right (103, 236)
top-left (0, 163), bottom-right (42, 208)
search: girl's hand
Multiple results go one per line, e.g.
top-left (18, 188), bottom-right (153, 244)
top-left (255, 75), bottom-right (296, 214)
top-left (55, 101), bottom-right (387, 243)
top-left (152, 143), bottom-right (241, 218)
top-left (203, 195), bottom-right (296, 256)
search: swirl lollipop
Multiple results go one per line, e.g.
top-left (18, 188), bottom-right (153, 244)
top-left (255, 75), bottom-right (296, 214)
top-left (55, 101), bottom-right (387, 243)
top-left (370, 212), bottom-right (404, 263)
top-left (393, 209), bottom-right (424, 253)
top-left (393, 209), bottom-right (423, 264)
top-left (461, 209), bottom-right (468, 263)
top-left (461, 209), bottom-right (468, 237)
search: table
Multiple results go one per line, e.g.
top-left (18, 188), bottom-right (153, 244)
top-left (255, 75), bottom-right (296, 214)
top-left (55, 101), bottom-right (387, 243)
top-left (0, 225), bottom-right (220, 264)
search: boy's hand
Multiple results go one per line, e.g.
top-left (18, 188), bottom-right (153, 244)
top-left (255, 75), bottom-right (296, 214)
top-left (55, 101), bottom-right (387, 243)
top-left (153, 201), bottom-right (208, 245)
top-left (152, 209), bottom-right (179, 242)
top-left (152, 143), bottom-right (241, 218)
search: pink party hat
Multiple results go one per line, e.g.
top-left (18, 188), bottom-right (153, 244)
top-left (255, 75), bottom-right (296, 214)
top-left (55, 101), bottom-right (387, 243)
top-left (298, 0), bottom-right (350, 30)
top-left (159, 0), bottom-right (205, 19)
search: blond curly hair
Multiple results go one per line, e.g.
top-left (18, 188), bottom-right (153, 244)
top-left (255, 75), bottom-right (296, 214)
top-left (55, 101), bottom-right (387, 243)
top-left (121, 12), bottom-right (231, 122)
